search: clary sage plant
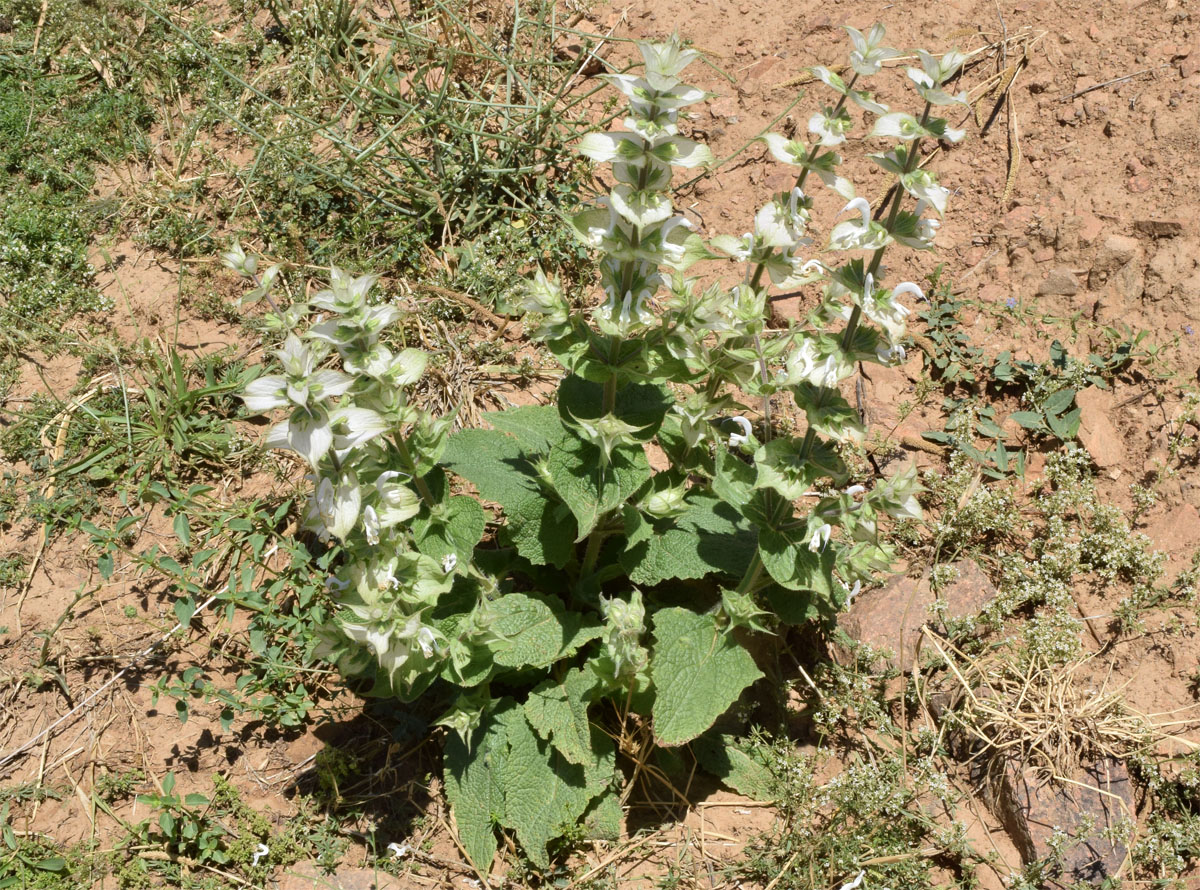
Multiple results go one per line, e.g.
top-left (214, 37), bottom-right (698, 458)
top-left (231, 26), bottom-right (960, 871)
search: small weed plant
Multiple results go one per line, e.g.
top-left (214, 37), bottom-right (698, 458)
top-left (235, 29), bottom-right (968, 868)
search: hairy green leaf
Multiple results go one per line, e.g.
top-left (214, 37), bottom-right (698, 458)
top-left (524, 668), bottom-right (599, 766)
top-left (442, 428), bottom-right (540, 511)
top-left (491, 593), bottom-right (601, 669)
top-left (544, 438), bottom-right (651, 540)
top-left (621, 493), bottom-right (755, 586)
top-left (507, 496), bottom-right (576, 567)
top-left (498, 712), bottom-right (615, 867)
top-left (691, 732), bottom-right (775, 801)
top-left (484, 405), bottom-right (567, 454)
top-left (757, 527), bottom-right (836, 596)
top-left (444, 702), bottom-right (518, 870)
top-left (412, 495), bottom-right (486, 561)
top-left (650, 608), bottom-right (762, 746)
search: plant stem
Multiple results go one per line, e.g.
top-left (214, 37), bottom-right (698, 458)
top-left (839, 101), bottom-right (932, 353)
top-left (394, 434), bottom-right (435, 506)
top-left (581, 528), bottom-right (607, 577)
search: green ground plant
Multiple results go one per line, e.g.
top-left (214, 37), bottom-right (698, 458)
top-left (233, 27), bottom-right (970, 870)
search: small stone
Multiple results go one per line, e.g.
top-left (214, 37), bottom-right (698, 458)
top-left (1133, 218), bottom-right (1185, 238)
top-left (992, 757), bottom-right (1134, 887)
top-left (709, 96), bottom-right (739, 122)
top-left (834, 561), bottom-right (997, 672)
top-left (1180, 51), bottom-right (1200, 79)
top-left (1092, 234), bottom-right (1140, 274)
top-left (1075, 386), bottom-right (1125, 469)
top-left (745, 56), bottom-right (778, 82)
top-left (1127, 174), bottom-right (1152, 193)
top-left (1111, 261), bottom-right (1144, 303)
top-left (1038, 267), bottom-right (1080, 296)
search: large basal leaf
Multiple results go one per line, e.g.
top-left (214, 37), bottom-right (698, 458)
top-left (497, 712), bottom-right (615, 867)
top-left (444, 701), bottom-right (520, 871)
top-left (649, 608), bottom-right (762, 746)
top-left (490, 593), bottom-right (601, 669)
top-left (620, 492), bottom-right (756, 586)
top-left (544, 438), bottom-right (651, 540)
top-left (484, 405), bottom-right (567, 454)
top-left (507, 496), bottom-right (576, 568)
top-left (524, 667), bottom-right (599, 766)
top-left (441, 428), bottom-right (540, 511)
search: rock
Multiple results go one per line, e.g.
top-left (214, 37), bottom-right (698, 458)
top-left (1133, 218), bottom-right (1185, 238)
top-left (834, 561), bottom-right (998, 671)
top-left (276, 862), bottom-right (408, 890)
top-left (1111, 261), bottom-right (1144, 303)
top-left (992, 757), bottom-right (1134, 887)
top-left (1075, 387), bottom-right (1125, 469)
top-left (1091, 234), bottom-right (1140, 275)
top-left (1181, 51), bottom-right (1200, 79)
top-left (1038, 267), bottom-right (1080, 296)
top-left (709, 96), bottom-right (739, 122)
top-left (1127, 174), bottom-right (1152, 194)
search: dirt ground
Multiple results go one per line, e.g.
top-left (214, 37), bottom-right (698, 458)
top-left (2, 0), bottom-right (1200, 887)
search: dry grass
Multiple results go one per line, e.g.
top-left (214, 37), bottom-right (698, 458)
top-left (923, 632), bottom-right (1200, 785)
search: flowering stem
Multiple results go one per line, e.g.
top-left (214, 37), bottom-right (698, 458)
top-left (839, 101), bottom-right (932, 353)
top-left (248, 271), bottom-right (291, 333)
top-left (794, 72), bottom-right (859, 193)
top-left (394, 434), bottom-right (435, 506)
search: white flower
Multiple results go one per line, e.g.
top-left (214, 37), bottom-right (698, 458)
top-left (387, 843), bottom-right (410, 860)
top-left (363, 505), bottom-right (381, 546)
top-left (837, 869), bottom-right (866, 890)
top-left (846, 23), bottom-right (899, 76)
top-left (310, 268), bottom-right (379, 314)
top-left (808, 523), bottom-right (832, 552)
top-left (578, 131), bottom-right (644, 164)
top-left (330, 406), bottom-right (389, 459)
top-left (251, 844), bottom-right (270, 867)
top-left (638, 38), bottom-right (702, 90)
top-left (761, 132), bottom-right (804, 165)
top-left (863, 294), bottom-right (911, 342)
top-left (266, 406), bottom-right (334, 466)
top-left (843, 581), bottom-right (862, 608)
top-left (754, 188), bottom-right (809, 249)
top-left (875, 342), bottom-right (907, 364)
top-left (901, 170), bottom-right (951, 216)
top-left (219, 242), bottom-right (257, 278)
top-left (709, 232), bottom-right (754, 261)
top-left (242, 374), bottom-right (290, 412)
top-left (727, 415), bottom-right (753, 448)
top-left (870, 112), bottom-right (925, 142)
top-left (306, 473), bottom-right (362, 542)
top-left (442, 553), bottom-right (458, 574)
top-left (610, 184), bottom-right (674, 227)
top-left (326, 575), bottom-right (351, 592)
top-left (828, 197), bottom-right (890, 252)
top-left (808, 109), bottom-right (851, 147)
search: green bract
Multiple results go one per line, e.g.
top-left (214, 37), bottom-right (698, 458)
top-left (238, 26), bottom-right (953, 872)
